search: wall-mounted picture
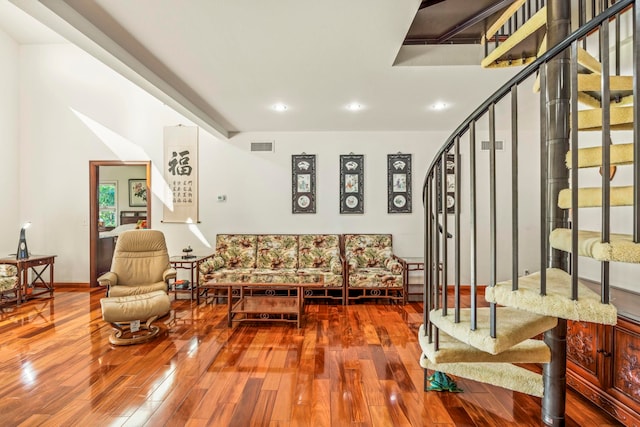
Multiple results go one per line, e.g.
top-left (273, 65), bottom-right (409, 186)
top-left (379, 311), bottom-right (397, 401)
top-left (292, 154), bottom-right (316, 213)
top-left (387, 153), bottom-right (412, 213)
top-left (437, 153), bottom-right (457, 214)
top-left (128, 179), bottom-right (147, 207)
top-left (340, 154), bottom-right (364, 214)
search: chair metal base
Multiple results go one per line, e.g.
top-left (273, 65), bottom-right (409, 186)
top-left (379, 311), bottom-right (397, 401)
top-left (108, 316), bottom-right (160, 346)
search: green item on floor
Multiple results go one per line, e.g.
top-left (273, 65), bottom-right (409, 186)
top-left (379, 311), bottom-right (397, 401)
top-left (427, 371), bottom-right (463, 392)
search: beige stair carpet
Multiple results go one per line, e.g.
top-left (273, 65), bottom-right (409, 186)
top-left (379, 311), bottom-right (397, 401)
top-left (533, 47), bottom-right (602, 94)
top-left (418, 325), bottom-right (550, 364)
top-left (420, 356), bottom-right (544, 397)
top-left (481, 6), bottom-right (547, 68)
top-left (429, 307), bottom-right (557, 355)
top-left (557, 186), bottom-right (633, 208)
top-left (486, 268), bottom-right (617, 325)
top-left (550, 228), bottom-right (640, 263)
top-left (565, 143), bottom-right (633, 169)
top-left (578, 106), bottom-right (634, 131)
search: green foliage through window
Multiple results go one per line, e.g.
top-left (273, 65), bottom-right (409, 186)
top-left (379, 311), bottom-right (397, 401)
top-left (99, 182), bottom-right (117, 227)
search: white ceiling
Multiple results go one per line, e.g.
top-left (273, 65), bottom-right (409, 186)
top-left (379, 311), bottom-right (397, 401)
top-left (4, 0), bottom-right (522, 139)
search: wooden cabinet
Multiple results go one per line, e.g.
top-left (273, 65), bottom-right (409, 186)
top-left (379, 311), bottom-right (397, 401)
top-left (567, 306), bottom-right (640, 426)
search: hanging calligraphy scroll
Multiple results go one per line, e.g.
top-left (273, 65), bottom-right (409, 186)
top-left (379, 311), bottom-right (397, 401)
top-left (163, 126), bottom-right (199, 223)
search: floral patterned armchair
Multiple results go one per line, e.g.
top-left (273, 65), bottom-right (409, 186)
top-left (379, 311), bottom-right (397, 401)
top-left (343, 234), bottom-right (404, 304)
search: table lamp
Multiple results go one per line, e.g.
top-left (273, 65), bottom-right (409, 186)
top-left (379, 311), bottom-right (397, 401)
top-left (16, 222), bottom-right (31, 260)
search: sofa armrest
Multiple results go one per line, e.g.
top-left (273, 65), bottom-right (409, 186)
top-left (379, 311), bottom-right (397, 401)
top-left (329, 256), bottom-right (343, 275)
top-left (200, 255), bottom-right (225, 274)
top-left (346, 257), bottom-right (358, 272)
top-left (97, 271), bottom-right (118, 287)
top-left (384, 257), bottom-right (403, 275)
top-left (163, 268), bottom-right (177, 283)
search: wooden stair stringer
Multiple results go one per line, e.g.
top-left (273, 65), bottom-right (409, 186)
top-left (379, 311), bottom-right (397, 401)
top-left (420, 356), bottom-right (544, 397)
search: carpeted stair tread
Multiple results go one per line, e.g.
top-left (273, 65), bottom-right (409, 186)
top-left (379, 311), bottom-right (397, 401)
top-left (550, 228), bottom-right (640, 263)
top-left (577, 106), bottom-right (634, 131)
top-left (533, 47), bottom-right (602, 93)
top-left (429, 307), bottom-right (557, 355)
top-left (557, 186), bottom-right (633, 208)
top-left (565, 143), bottom-right (633, 169)
top-left (481, 6), bottom-right (547, 69)
top-left (486, 268), bottom-right (617, 325)
top-left (420, 356), bottom-right (544, 397)
top-left (418, 324), bottom-right (550, 364)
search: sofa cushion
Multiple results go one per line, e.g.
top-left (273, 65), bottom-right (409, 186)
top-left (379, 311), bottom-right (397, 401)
top-left (347, 268), bottom-right (403, 288)
top-left (201, 268), bottom-right (254, 284)
top-left (215, 234), bottom-right (257, 269)
top-left (299, 234), bottom-right (341, 271)
top-left (248, 269), bottom-right (301, 284)
top-left (297, 268), bottom-right (343, 288)
top-left (256, 235), bottom-right (298, 269)
top-left (344, 234), bottom-right (394, 269)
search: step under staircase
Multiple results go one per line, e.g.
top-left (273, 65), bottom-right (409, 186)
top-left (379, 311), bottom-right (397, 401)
top-left (419, 2), bottom-right (636, 422)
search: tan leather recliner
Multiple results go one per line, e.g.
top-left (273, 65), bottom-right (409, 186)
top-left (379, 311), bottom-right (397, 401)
top-left (98, 229), bottom-right (176, 298)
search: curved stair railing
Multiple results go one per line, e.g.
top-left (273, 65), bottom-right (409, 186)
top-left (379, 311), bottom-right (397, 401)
top-left (420, 0), bottom-right (636, 407)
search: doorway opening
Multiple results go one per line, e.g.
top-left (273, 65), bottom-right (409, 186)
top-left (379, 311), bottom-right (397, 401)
top-left (89, 160), bottom-right (152, 287)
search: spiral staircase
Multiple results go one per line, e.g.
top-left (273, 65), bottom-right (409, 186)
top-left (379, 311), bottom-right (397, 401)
top-left (418, 1), bottom-right (639, 425)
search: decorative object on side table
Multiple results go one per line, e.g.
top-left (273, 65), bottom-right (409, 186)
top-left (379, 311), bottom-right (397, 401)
top-left (340, 154), bottom-right (364, 214)
top-left (16, 222), bottom-right (31, 260)
top-left (182, 246), bottom-right (195, 259)
top-left (387, 153), bottom-right (412, 214)
top-left (292, 154), bottom-right (316, 213)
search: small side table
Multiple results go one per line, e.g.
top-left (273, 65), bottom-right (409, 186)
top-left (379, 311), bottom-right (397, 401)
top-left (0, 255), bottom-right (56, 302)
top-left (401, 257), bottom-right (424, 304)
top-left (169, 254), bottom-right (214, 301)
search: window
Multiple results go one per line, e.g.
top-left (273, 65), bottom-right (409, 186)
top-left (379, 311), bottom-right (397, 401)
top-left (98, 182), bottom-right (117, 228)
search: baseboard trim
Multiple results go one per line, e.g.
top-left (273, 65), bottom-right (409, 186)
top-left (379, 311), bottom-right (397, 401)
top-left (55, 282), bottom-right (90, 288)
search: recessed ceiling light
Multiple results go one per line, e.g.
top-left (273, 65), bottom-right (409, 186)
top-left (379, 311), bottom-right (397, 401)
top-left (346, 102), bottom-right (362, 111)
top-left (431, 102), bottom-right (448, 111)
top-left (272, 103), bottom-right (288, 112)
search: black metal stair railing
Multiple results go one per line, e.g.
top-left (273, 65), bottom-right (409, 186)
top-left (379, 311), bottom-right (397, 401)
top-left (422, 0), bottom-right (637, 346)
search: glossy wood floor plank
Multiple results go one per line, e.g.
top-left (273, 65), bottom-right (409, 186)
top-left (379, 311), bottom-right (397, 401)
top-left (0, 288), bottom-right (622, 426)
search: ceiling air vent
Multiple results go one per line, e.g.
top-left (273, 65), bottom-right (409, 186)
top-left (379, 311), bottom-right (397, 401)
top-left (481, 140), bottom-right (504, 151)
top-left (251, 141), bottom-right (275, 152)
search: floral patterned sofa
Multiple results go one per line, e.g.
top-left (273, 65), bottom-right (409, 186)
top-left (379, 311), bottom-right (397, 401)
top-left (343, 234), bottom-right (404, 304)
top-left (200, 234), bottom-right (344, 303)
top-left (0, 264), bottom-right (21, 306)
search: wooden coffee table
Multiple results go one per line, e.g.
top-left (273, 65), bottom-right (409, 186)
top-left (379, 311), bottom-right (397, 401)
top-left (204, 278), bottom-right (323, 328)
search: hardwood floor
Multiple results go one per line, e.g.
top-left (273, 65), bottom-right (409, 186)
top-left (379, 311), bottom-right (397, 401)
top-left (0, 288), bottom-right (621, 426)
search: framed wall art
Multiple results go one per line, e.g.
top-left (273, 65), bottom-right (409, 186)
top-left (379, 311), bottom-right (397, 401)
top-left (387, 153), bottom-right (412, 213)
top-left (340, 154), bottom-right (364, 214)
top-left (162, 125), bottom-right (199, 223)
top-left (292, 154), bottom-right (316, 214)
top-left (128, 179), bottom-right (147, 207)
top-left (437, 153), bottom-right (456, 214)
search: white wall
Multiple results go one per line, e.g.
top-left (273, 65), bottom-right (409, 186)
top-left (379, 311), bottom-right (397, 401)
top-left (0, 29), bottom-right (19, 254)
top-left (17, 42), bottom-right (457, 283)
